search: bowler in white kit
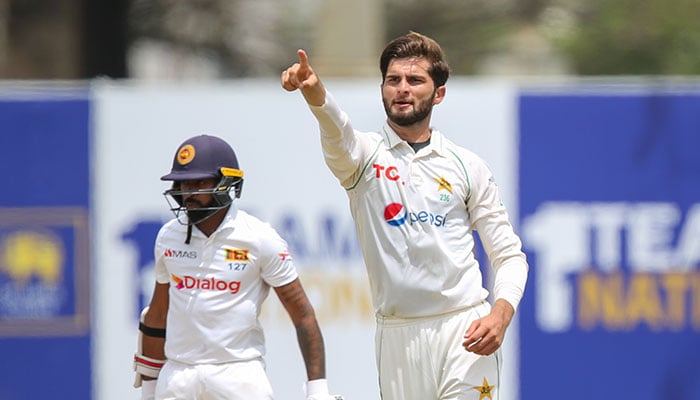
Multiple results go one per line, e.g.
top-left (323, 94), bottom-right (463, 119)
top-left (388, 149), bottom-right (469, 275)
top-left (282, 32), bottom-right (529, 399)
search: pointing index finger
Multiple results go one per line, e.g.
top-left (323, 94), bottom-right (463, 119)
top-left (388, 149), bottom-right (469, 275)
top-left (297, 49), bottom-right (309, 69)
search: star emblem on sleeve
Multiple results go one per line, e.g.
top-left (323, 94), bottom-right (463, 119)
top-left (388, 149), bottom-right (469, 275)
top-left (473, 377), bottom-right (495, 400)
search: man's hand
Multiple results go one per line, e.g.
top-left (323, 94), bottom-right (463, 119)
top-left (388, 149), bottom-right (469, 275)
top-left (281, 49), bottom-right (326, 106)
top-left (462, 299), bottom-right (514, 355)
top-left (281, 49), bottom-right (315, 91)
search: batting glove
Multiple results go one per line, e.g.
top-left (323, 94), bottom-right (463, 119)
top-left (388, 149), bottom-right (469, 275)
top-left (140, 379), bottom-right (156, 400)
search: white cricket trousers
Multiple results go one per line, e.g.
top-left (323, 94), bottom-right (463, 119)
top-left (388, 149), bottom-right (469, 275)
top-left (375, 301), bottom-right (501, 400)
top-left (155, 358), bottom-right (274, 400)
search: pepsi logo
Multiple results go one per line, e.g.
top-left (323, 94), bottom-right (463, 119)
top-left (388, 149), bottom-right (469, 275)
top-left (384, 203), bottom-right (407, 226)
top-left (383, 203), bottom-right (447, 227)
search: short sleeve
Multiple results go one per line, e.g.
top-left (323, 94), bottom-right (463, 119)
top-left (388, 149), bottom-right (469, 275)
top-left (257, 227), bottom-right (298, 288)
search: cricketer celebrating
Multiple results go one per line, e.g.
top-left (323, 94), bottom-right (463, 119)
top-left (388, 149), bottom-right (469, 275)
top-left (282, 32), bottom-right (528, 399)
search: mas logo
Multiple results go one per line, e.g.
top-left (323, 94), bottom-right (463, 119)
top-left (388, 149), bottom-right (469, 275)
top-left (164, 248), bottom-right (197, 259)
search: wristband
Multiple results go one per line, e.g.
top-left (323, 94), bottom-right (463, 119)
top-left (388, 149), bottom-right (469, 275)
top-left (139, 322), bottom-right (166, 338)
top-left (305, 379), bottom-right (329, 396)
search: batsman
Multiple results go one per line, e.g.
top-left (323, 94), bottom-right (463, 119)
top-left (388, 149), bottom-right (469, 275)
top-left (133, 134), bottom-right (342, 400)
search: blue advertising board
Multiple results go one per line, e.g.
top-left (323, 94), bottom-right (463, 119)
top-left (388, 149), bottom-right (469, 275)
top-left (0, 93), bottom-right (91, 399)
top-left (518, 87), bottom-right (700, 400)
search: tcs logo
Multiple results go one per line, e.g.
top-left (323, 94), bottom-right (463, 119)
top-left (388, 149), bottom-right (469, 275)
top-left (373, 164), bottom-right (400, 181)
top-left (384, 203), bottom-right (446, 227)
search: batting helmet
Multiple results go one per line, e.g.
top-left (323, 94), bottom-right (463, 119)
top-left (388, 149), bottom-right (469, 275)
top-left (161, 134), bottom-right (244, 225)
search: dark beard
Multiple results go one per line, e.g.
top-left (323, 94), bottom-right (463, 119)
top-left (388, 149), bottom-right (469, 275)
top-left (186, 198), bottom-right (218, 225)
top-left (383, 94), bottom-right (434, 126)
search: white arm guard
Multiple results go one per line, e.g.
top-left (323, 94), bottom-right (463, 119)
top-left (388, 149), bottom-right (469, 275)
top-left (304, 379), bottom-right (344, 400)
top-left (133, 307), bottom-right (167, 388)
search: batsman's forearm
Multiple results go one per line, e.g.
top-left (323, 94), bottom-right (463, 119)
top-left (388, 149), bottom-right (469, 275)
top-left (143, 335), bottom-right (166, 361)
top-left (296, 318), bottom-right (327, 380)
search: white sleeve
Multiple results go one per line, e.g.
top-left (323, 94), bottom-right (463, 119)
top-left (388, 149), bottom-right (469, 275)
top-left (309, 91), bottom-right (373, 188)
top-left (153, 233), bottom-right (170, 284)
top-left (468, 157), bottom-right (529, 310)
top-left (492, 258), bottom-right (528, 311)
top-left (259, 226), bottom-right (298, 288)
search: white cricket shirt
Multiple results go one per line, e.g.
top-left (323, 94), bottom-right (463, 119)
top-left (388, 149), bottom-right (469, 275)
top-left (154, 205), bottom-right (297, 364)
top-left (310, 92), bottom-right (528, 318)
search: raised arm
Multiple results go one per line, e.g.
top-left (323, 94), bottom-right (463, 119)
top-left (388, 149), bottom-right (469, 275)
top-left (281, 49), bottom-right (369, 191)
top-left (281, 49), bottom-right (327, 107)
